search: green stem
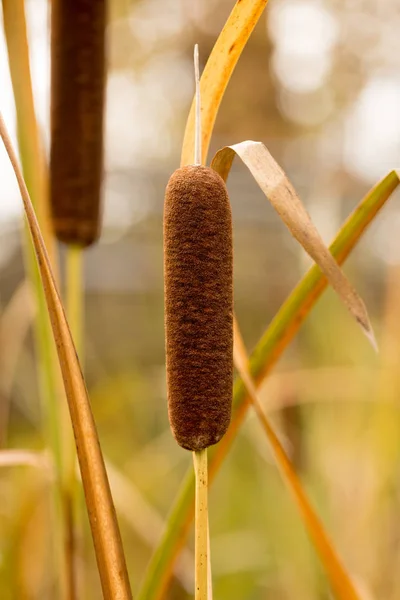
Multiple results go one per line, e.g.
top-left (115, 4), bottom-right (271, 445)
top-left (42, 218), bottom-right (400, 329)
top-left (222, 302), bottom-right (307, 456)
top-left (23, 225), bottom-right (66, 598)
top-left (63, 243), bottom-right (84, 600)
top-left (66, 245), bottom-right (83, 359)
top-left (64, 244), bottom-right (83, 484)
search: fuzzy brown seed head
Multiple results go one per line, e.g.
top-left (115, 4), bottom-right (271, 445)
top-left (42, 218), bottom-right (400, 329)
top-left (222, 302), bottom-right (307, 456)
top-left (50, 0), bottom-right (106, 247)
top-left (164, 165), bottom-right (233, 451)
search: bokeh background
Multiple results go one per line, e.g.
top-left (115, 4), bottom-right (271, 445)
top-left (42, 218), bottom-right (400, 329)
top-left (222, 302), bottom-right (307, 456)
top-left (1, 0), bottom-right (400, 598)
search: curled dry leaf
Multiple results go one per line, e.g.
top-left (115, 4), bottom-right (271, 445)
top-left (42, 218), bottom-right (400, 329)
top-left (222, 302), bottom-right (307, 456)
top-left (211, 141), bottom-right (377, 349)
top-left (233, 317), bottom-right (360, 600)
top-left (0, 114), bottom-right (132, 600)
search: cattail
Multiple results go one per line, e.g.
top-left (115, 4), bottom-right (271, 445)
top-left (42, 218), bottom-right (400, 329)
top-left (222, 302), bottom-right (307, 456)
top-left (163, 165), bottom-right (233, 451)
top-left (50, 0), bottom-right (106, 246)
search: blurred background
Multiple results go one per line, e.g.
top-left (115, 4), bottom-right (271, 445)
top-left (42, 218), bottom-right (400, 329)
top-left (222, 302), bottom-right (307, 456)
top-left (1, 0), bottom-right (400, 598)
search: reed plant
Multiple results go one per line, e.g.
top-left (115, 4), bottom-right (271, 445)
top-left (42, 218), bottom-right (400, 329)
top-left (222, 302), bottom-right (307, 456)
top-left (1, 0), bottom-right (399, 599)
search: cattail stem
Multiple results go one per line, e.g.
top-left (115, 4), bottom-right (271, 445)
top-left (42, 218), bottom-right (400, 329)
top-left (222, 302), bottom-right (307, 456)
top-left (63, 244), bottom-right (84, 600)
top-left (194, 44), bottom-right (201, 166)
top-left (207, 522), bottom-right (213, 599)
top-left (66, 245), bottom-right (83, 358)
top-left (193, 448), bottom-right (208, 600)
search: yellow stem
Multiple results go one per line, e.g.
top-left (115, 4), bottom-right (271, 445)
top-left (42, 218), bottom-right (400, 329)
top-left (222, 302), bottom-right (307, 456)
top-left (193, 448), bottom-right (208, 600)
top-left (63, 243), bottom-right (84, 600)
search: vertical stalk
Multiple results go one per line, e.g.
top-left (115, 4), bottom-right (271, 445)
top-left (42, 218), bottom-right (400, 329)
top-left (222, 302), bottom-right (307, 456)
top-left (66, 245), bottom-right (83, 355)
top-left (65, 243), bottom-right (83, 487)
top-left (193, 448), bottom-right (208, 600)
top-left (63, 243), bottom-right (84, 600)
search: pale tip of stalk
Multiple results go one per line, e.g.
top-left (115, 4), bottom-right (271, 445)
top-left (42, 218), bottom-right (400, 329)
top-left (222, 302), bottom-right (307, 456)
top-left (363, 323), bottom-right (379, 353)
top-left (352, 297), bottom-right (378, 353)
top-left (194, 44), bottom-right (201, 166)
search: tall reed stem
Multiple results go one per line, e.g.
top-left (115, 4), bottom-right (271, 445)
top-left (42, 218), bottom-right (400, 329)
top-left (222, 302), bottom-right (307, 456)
top-left (193, 448), bottom-right (208, 600)
top-left (62, 244), bottom-right (84, 600)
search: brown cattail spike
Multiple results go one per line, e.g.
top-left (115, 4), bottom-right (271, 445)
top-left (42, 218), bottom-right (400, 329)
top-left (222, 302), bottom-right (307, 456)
top-left (164, 165), bottom-right (233, 451)
top-left (50, 0), bottom-right (106, 246)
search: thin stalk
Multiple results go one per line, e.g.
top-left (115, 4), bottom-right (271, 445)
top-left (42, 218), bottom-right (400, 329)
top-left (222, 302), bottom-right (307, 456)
top-left (194, 43), bottom-right (201, 166)
top-left (66, 245), bottom-right (83, 358)
top-left (24, 227), bottom-right (67, 598)
top-left (63, 243), bottom-right (84, 600)
top-left (207, 517), bottom-right (213, 599)
top-left (191, 44), bottom-right (210, 600)
top-left (193, 449), bottom-right (208, 600)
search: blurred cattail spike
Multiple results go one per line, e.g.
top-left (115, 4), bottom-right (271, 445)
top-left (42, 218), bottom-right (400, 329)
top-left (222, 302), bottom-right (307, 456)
top-left (50, 0), bottom-right (106, 247)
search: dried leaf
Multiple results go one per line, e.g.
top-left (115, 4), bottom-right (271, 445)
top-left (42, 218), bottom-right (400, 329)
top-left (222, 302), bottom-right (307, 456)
top-left (212, 141), bottom-right (376, 348)
top-left (0, 114), bottom-right (132, 600)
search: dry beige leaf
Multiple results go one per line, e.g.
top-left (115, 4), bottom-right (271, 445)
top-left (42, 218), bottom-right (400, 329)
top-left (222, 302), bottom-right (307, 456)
top-left (0, 113), bottom-right (132, 600)
top-left (212, 142), bottom-right (376, 349)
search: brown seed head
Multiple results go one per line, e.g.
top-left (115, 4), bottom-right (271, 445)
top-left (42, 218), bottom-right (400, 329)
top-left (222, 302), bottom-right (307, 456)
top-left (164, 165), bottom-right (233, 451)
top-left (50, 0), bottom-right (106, 246)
